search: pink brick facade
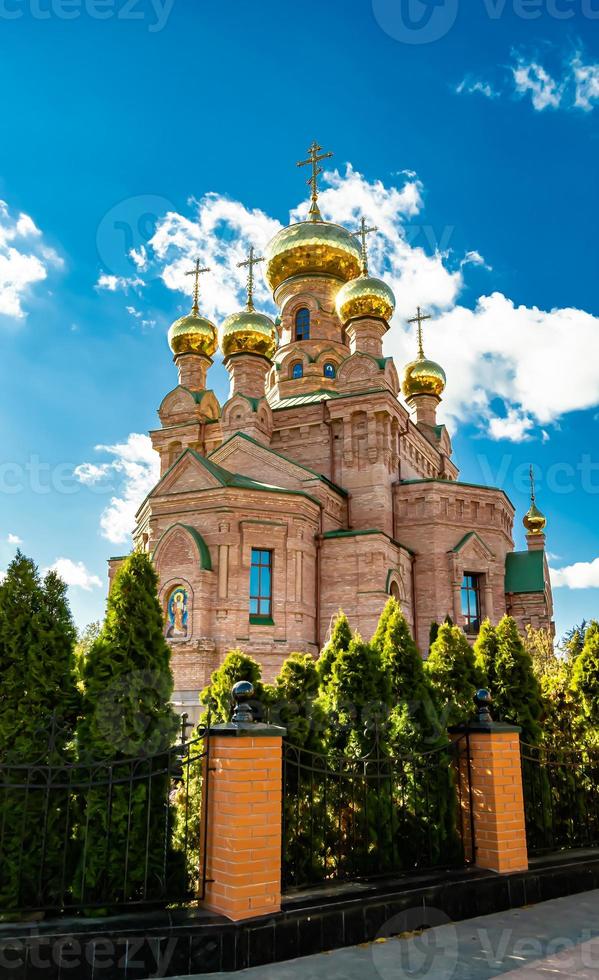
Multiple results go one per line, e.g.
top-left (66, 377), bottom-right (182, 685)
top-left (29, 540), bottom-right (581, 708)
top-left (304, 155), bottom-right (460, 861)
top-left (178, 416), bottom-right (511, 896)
top-left (109, 224), bottom-right (553, 711)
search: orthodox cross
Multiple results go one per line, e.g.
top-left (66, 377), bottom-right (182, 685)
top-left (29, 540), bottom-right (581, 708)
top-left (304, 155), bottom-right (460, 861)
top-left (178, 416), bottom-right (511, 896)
top-left (408, 306), bottom-right (431, 359)
top-left (185, 258), bottom-right (210, 315)
top-left (237, 246), bottom-right (264, 312)
top-left (297, 141), bottom-right (333, 221)
top-left (354, 217), bottom-right (378, 274)
top-left (530, 464), bottom-right (537, 504)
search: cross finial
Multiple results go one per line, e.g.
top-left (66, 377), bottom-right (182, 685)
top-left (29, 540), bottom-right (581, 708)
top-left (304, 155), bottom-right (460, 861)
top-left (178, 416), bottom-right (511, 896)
top-left (353, 217), bottom-right (378, 275)
top-left (407, 306), bottom-right (432, 359)
top-left (237, 246), bottom-right (264, 312)
top-left (185, 258), bottom-right (210, 315)
top-left (530, 464), bottom-right (536, 504)
top-left (297, 141), bottom-right (333, 221)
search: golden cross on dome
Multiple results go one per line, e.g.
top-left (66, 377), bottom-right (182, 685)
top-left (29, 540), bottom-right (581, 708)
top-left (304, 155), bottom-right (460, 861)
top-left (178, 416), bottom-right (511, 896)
top-left (408, 306), bottom-right (431, 359)
top-left (237, 245), bottom-right (264, 312)
top-left (185, 258), bottom-right (210, 315)
top-left (297, 141), bottom-right (333, 221)
top-left (354, 217), bottom-right (378, 274)
top-left (530, 464), bottom-right (537, 504)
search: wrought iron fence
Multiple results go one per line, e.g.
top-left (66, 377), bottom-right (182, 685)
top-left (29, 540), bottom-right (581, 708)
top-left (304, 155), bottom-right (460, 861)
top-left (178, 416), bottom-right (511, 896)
top-left (0, 716), bottom-right (211, 917)
top-left (521, 742), bottom-right (599, 856)
top-left (281, 733), bottom-right (473, 891)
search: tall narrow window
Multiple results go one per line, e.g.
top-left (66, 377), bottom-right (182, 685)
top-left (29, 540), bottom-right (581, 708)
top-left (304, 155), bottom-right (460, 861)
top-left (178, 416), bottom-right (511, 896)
top-left (295, 307), bottom-right (310, 341)
top-left (461, 573), bottom-right (481, 635)
top-left (292, 362), bottom-right (303, 380)
top-left (250, 548), bottom-right (273, 620)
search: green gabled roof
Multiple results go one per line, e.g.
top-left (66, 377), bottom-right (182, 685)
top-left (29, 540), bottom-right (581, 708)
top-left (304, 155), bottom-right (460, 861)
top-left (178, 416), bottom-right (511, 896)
top-left (145, 448), bottom-right (322, 509)
top-left (322, 528), bottom-right (415, 555)
top-left (452, 531), bottom-right (494, 558)
top-left (210, 431), bottom-right (348, 497)
top-left (399, 478), bottom-right (514, 510)
top-left (153, 522), bottom-right (212, 570)
top-left (505, 550), bottom-right (546, 594)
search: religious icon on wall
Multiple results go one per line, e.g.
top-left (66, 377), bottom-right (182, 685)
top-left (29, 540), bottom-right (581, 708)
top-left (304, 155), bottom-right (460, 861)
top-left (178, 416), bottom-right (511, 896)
top-left (166, 587), bottom-right (188, 638)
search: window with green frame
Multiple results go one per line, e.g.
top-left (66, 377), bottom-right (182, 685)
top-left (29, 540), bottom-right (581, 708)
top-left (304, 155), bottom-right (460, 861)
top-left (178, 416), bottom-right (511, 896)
top-left (250, 548), bottom-right (273, 622)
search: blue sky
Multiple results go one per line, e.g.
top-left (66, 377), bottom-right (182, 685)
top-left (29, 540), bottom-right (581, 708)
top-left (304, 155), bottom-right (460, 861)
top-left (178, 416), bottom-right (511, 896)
top-left (0, 0), bottom-right (597, 640)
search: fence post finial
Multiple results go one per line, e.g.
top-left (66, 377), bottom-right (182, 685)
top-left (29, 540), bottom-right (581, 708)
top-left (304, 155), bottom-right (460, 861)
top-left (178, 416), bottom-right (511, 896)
top-left (474, 688), bottom-right (493, 724)
top-left (231, 680), bottom-right (255, 724)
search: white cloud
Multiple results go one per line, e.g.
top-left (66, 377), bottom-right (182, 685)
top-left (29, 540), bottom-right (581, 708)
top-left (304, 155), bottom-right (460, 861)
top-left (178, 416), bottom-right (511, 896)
top-left (572, 56), bottom-right (599, 112)
top-left (513, 60), bottom-right (563, 110)
top-left (46, 558), bottom-right (102, 591)
top-left (74, 433), bottom-right (160, 544)
top-left (129, 245), bottom-right (148, 271)
top-left (95, 273), bottom-right (144, 293)
top-left (456, 78), bottom-right (499, 99)
top-left (461, 250), bottom-right (491, 271)
top-left (126, 305), bottom-right (156, 330)
top-left (0, 200), bottom-right (62, 319)
top-left (550, 558), bottom-right (599, 590)
top-left (7, 533), bottom-right (22, 545)
top-left (487, 407), bottom-right (534, 443)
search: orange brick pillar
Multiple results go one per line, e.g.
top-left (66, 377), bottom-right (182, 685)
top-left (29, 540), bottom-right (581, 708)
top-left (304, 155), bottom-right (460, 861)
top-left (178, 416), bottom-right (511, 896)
top-left (201, 683), bottom-right (286, 921)
top-left (451, 691), bottom-right (529, 875)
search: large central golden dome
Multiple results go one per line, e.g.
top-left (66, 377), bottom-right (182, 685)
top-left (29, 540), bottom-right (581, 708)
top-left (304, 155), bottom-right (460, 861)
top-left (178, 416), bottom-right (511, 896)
top-left (264, 220), bottom-right (361, 292)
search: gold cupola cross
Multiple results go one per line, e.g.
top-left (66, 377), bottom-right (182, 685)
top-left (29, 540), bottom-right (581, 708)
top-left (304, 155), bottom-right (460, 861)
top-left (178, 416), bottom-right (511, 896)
top-left (354, 216), bottom-right (378, 275)
top-left (185, 258), bottom-right (210, 315)
top-left (297, 141), bottom-right (333, 221)
top-left (237, 245), bottom-right (264, 312)
top-left (408, 306), bottom-right (432, 359)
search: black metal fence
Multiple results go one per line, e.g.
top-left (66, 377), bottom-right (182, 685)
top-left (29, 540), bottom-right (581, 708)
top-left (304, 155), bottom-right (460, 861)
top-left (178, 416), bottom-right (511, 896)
top-left (281, 734), bottom-right (473, 891)
top-left (521, 742), bottom-right (599, 856)
top-left (0, 718), bottom-right (211, 917)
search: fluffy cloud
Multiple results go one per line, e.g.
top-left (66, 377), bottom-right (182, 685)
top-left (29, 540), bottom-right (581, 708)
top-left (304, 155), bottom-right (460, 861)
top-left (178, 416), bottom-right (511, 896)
top-left (74, 433), bottom-right (160, 544)
top-left (95, 274), bottom-right (144, 293)
top-left (512, 59), bottom-right (563, 110)
top-left (0, 200), bottom-right (62, 318)
top-left (7, 533), bottom-right (22, 545)
top-left (550, 559), bottom-right (599, 590)
top-left (46, 558), bottom-right (102, 591)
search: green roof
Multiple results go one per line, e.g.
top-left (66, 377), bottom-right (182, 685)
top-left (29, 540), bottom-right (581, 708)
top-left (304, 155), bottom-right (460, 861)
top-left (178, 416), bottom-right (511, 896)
top-left (322, 528), bottom-right (415, 555)
top-left (153, 522), bottom-right (212, 571)
top-left (452, 531), bottom-right (494, 557)
top-left (211, 431), bottom-right (348, 497)
top-left (272, 389), bottom-right (339, 408)
top-left (505, 550), bottom-right (546, 594)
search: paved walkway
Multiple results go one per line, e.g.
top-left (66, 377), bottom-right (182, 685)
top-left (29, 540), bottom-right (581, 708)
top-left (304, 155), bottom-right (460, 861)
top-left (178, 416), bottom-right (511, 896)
top-left (183, 889), bottom-right (599, 979)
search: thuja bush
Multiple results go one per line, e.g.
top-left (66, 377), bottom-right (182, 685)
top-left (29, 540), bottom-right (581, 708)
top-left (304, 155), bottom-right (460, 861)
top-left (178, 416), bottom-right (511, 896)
top-left (0, 552), bottom-right (79, 912)
top-left (200, 649), bottom-right (269, 721)
top-left (74, 551), bottom-right (180, 908)
top-left (475, 616), bottom-right (543, 744)
top-left (425, 623), bottom-right (485, 728)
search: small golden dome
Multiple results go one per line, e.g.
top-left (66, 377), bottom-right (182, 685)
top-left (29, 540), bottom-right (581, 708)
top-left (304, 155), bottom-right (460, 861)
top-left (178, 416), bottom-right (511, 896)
top-left (168, 312), bottom-right (218, 357)
top-left (523, 502), bottom-right (547, 535)
top-left (264, 220), bottom-right (361, 292)
top-left (220, 309), bottom-right (277, 359)
top-left (402, 356), bottom-right (446, 399)
top-left (335, 273), bottom-right (395, 324)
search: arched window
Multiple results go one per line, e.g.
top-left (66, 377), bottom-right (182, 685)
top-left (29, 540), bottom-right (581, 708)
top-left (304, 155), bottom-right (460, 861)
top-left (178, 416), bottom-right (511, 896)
top-left (390, 581), bottom-right (401, 603)
top-left (295, 307), bottom-right (310, 341)
top-left (323, 362), bottom-right (336, 380)
top-left (292, 362), bottom-right (303, 380)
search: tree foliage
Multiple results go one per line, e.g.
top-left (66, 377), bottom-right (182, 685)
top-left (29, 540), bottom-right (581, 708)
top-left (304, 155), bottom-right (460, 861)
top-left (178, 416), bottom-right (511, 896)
top-left (475, 616), bottom-right (543, 744)
top-left (425, 623), bottom-right (484, 728)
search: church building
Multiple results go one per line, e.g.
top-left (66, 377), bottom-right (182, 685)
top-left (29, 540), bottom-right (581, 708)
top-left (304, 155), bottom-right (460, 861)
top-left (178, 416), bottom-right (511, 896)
top-left (109, 143), bottom-right (554, 715)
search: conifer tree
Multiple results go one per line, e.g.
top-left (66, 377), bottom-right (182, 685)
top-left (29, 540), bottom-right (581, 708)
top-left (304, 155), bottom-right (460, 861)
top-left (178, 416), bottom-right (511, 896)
top-left (319, 633), bottom-right (390, 756)
top-left (74, 551), bottom-right (179, 906)
top-left (0, 552), bottom-right (78, 910)
top-left (316, 611), bottom-right (352, 687)
top-left (572, 621), bottom-right (599, 745)
top-left (425, 623), bottom-right (484, 728)
top-left (200, 649), bottom-right (268, 722)
top-left (379, 605), bottom-right (439, 747)
top-left (475, 616), bottom-right (543, 744)
top-left (370, 597), bottom-right (399, 656)
top-left (270, 652), bottom-right (325, 750)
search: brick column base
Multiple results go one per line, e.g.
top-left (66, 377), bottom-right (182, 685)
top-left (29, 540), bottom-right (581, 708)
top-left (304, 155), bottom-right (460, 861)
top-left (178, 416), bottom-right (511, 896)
top-left (202, 722), bottom-right (285, 921)
top-left (451, 723), bottom-right (529, 874)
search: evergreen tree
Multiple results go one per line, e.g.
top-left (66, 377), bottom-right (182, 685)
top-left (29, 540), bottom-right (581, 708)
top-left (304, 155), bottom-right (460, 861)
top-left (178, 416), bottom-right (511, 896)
top-left (475, 616), bottom-right (543, 744)
top-left (200, 649), bottom-right (268, 722)
top-left (319, 633), bottom-right (389, 756)
top-left (370, 598), bottom-right (399, 656)
top-left (379, 606), bottom-right (439, 747)
top-left (74, 551), bottom-right (179, 907)
top-left (0, 552), bottom-right (79, 911)
top-left (270, 652), bottom-right (325, 750)
top-left (572, 621), bottom-right (599, 745)
top-left (425, 623), bottom-right (484, 728)
top-left (316, 611), bottom-right (352, 687)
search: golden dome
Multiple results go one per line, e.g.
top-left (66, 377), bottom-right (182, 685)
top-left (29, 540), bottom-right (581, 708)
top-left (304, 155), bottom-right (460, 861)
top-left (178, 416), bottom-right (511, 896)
top-left (168, 312), bottom-right (217, 357)
top-left (220, 309), bottom-right (277, 359)
top-left (402, 356), bottom-right (446, 399)
top-left (523, 502), bottom-right (547, 535)
top-left (264, 220), bottom-right (361, 292)
top-left (335, 273), bottom-right (395, 324)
